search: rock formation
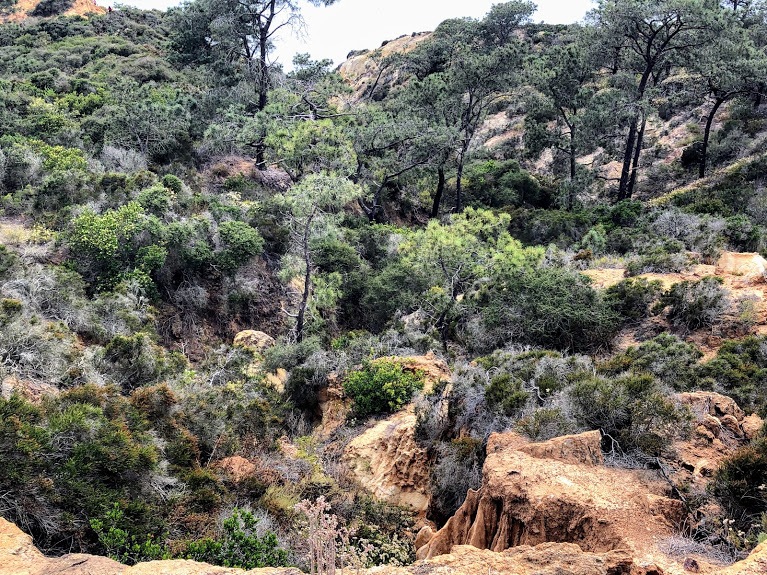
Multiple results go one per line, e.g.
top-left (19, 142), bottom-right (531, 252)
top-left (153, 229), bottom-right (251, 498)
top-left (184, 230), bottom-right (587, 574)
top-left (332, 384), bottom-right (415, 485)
top-left (0, 515), bottom-right (669, 575)
top-left (674, 392), bottom-right (764, 487)
top-left (4, 511), bottom-right (766, 575)
top-left (715, 251), bottom-right (767, 282)
top-left (233, 330), bottom-right (276, 354)
top-left (417, 431), bottom-right (683, 561)
top-left (342, 411), bottom-right (431, 513)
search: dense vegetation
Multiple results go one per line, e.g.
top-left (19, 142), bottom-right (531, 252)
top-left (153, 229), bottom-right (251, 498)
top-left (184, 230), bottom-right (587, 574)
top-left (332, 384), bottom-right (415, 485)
top-left (1, 0), bottom-right (767, 568)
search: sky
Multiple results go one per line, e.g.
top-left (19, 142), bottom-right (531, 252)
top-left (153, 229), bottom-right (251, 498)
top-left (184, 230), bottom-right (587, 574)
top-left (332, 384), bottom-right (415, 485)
top-left (104, 0), bottom-right (594, 69)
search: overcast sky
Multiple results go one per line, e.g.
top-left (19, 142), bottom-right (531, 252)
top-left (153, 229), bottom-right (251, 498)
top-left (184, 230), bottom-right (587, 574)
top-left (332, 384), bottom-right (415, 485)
top-left (106, 0), bottom-right (594, 69)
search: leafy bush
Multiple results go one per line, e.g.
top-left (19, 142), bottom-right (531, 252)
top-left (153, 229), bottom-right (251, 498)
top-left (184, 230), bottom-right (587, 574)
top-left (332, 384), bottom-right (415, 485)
top-left (161, 174), bottom-right (184, 194)
top-left (217, 220), bottom-right (264, 274)
top-left (137, 183), bottom-right (174, 217)
top-left (699, 336), bottom-right (767, 415)
top-left (464, 159), bottom-right (552, 208)
top-left (182, 508), bottom-right (288, 569)
top-left (100, 332), bottom-right (184, 391)
top-left (578, 224), bottom-right (607, 255)
top-left (516, 407), bottom-right (577, 441)
top-left (484, 373), bottom-right (528, 416)
top-left (599, 333), bottom-right (702, 391)
top-left (67, 202), bottom-right (167, 291)
top-left (476, 267), bottom-right (621, 353)
top-left (90, 503), bottom-right (168, 565)
top-left (31, 0), bottom-right (74, 17)
top-left (343, 360), bottom-right (425, 419)
top-left (604, 277), bottom-right (663, 324)
top-left (711, 438), bottom-right (767, 538)
top-left (625, 240), bottom-right (689, 276)
top-left (569, 373), bottom-right (689, 457)
top-left (656, 276), bottom-right (729, 333)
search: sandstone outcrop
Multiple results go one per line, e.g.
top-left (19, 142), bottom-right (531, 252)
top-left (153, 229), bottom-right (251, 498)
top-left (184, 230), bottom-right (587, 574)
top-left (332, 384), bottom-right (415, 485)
top-left (233, 330), bottom-right (276, 353)
top-left (675, 392), bottom-right (764, 487)
top-left (0, 516), bottom-right (655, 575)
top-left (233, 330), bottom-right (286, 390)
top-left (715, 251), bottom-right (767, 282)
top-left (3, 493), bottom-right (767, 575)
top-left (342, 411), bottom-right (431, 513)
top-left (1, 0), bottom-right (105, 23)
top-left (319, 352), bottom-right (450, 438)
top-left (716, 542), bottom-right (767, 575)
top-left (514, 429), bottom-right (604, 466)
top-left (0, 517), bottom-right (302, 575)
top-left (417, 430), bottom-right (684, 562)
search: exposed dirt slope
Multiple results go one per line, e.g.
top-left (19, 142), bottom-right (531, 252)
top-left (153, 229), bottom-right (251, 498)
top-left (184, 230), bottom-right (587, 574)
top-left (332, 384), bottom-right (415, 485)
top-left (583, 251), bottom-right (767, 357)
top-left (338, 33), bottom-right (431, 100)
top-left (0, 0), bottom-right (105, 22)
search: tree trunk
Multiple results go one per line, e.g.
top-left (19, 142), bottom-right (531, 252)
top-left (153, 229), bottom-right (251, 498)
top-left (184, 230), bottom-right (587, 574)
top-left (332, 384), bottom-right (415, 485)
top-left (618, 70), bottom-right (652, 201)
top-left (455, 162), bottom-right (464, 212)
top-left (295, 212), bottom-right (315, 343)
top-left (567, 126), bottom-right (576, 211)
top-left (254, 20), bottom-right (271, 169)
top-left (617, 117), bottom-right (638, 201)
top-left (431, 164), bottom-right (446, 218)
top-left (626, 116), bottom-right (647, 199)
top-left (700, 97), bottom-right (725, 179)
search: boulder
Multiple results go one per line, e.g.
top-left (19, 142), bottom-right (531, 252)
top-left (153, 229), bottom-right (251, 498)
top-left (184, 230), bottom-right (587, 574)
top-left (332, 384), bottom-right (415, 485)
top-left (715, 251), bottom-right (767, 281)
top-left (678, 392), bottom-right (745, 422)
top-left (716, 541), bottom-right (767, 575)
top-left (343, 412), bottom-right (431, 513)
top-left (742, 414), bottom-right (764, 440)
top-left (233, 330), bottom-right (275, 353)
top-left (414, 525), bottom-right (435, 550)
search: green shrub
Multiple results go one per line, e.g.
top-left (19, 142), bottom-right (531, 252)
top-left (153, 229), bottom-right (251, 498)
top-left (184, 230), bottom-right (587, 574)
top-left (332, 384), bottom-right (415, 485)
top-left (604, 277), bottom-right (663, 324)
top-left (90, 503), bottom-right (169, 565)
top-left (161, 174), bottom-right (184, 194)
top-left (477, 267), bottom-right (621, 353)
top-left (699, 336), bottom-right (767, 415)
top-left (182, 508), bottom-right (288, 569)
top-left (569, 373), bottom-right (689, 457)
top-left (599, 333), bottom-right (702, 391)
top-left (31, 0), bottom-right (74, 16)
top-left (656, 276), bottom-right (729, 333)
top-left (578, 224), bottom-right (607, 255)
top-left (137, 183), bottom-right (174, 217)
top-left (67, 201), bottom-right (167, 291)
top-left (217, 220), bottom-right (264, 273)
top-left (343, 360), bottom-right (425, 419)
top-left (101, 332), bottom-right (183, 391)
top-left (711, 438), bottom-right (767, 538)
top-left (625, 240), bottom-right (688, 276)
top-left (262, 337), bottom-right (322, 372)
top-left (516, 407), bottom-right (577, 441)
top-left (484, 373), bottom-right (528, 416)
top-left (508, 208), bottom-right (594, 247)
top-left (0, 245), bottom-right (17, 277)
top-left (464, 159), bottom-right (552, 209)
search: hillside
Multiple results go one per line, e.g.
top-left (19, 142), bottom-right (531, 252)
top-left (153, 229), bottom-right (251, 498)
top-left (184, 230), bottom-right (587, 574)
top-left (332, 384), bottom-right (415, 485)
top-left (1, 1), bottom-right (767, 575)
